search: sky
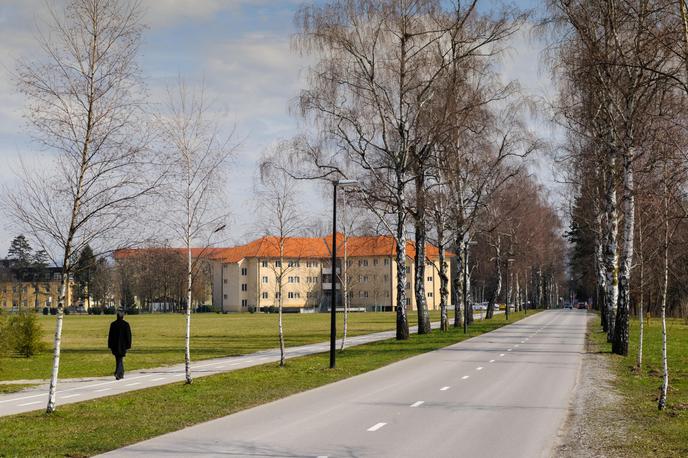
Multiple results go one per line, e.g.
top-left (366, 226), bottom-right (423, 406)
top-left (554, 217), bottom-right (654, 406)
top-left (0, 0), bottom-right (561, 255)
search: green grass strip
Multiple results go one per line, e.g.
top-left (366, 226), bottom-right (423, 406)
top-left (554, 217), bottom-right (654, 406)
top-left (588, 316), bottom-right (688, 457)
top-left (0, 311), bottom-right (536, 457)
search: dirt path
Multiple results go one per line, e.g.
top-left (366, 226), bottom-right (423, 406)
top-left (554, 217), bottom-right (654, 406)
top-left (552, 313), bottom-right (628, 458)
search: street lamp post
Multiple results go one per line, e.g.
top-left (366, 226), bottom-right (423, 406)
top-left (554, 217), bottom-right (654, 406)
top-left (505, 257), bottom-right (515, 320)
top-left (330, 179), bottom-right (357, 369)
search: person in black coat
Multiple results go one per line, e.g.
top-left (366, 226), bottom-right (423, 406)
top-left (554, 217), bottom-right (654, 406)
top-left (108, 311), bottom-right (132, 380)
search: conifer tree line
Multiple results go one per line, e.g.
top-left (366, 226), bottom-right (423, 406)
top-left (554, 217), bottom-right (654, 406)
top-left (547, 0), bottom-right (688, 408)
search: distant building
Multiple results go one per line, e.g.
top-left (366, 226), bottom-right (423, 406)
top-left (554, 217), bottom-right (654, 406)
top-left (0, 260), bottom-right (76, 311)
top-left (208, 234), bottom-right (452, 313)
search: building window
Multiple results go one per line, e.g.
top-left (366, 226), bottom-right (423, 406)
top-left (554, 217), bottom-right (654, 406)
top-left (306, 261), bottom-right (318, 268)
top-left (427, 276), bottom-right (433, 282)
top-left (427, 292), bottom-right (433, 297)
top-left (241, 284), bottom-right (247, 291)
top-left (261, 292), bottom-right (268, 299)
top-left (384, 259), bottom-right (389, 266)
top-left (406, 298), bottom-right (411, 306)
top-left (363, 275), bottom-right (369, 283)
top-left (363, 291), bottom-right (369, 298)
top-left (346, 260), bottom-right (352, 268)
top-left (275, 260), bottom-right (282, 267)
top-left (383, 274), bottom-right (388, 282)
top-left (241, 299), bottom-right (248, 307)
top-left (241, 268), bottom-right (248, 276)
top-left (276, 292), bottom-right (281, 299)
top-left (288, 260), bottom-right (300, 267)
top-left (262, 276), bottom-right (268, 283)
top-left (373, 259), bottom-right (378, 266)
top-left (288, 276), bottom-right (300, 284)
top-left (223, 294), bottom-right (228, 299)
top-left (385, 291), bottom-right (390, 298)
top-left (261, 260), bottom-right (268, 268)
top-left (358, 259), bottom-right (369, 267)
top-left (223, 279), bottom-right (228, 284)
top-left (288, 292), bottom-right (301, 299)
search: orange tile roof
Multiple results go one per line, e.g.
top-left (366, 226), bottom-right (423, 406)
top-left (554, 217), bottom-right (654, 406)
top-left (114, 235), bottom-right (451, 264)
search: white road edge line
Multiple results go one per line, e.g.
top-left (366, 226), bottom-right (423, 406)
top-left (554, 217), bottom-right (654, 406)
top-left (367, 422), bottom-right (387, 432)
top-left (410, 401), bottom-right (424, 407)
top-left (440, 386), bottom-right (450, 391)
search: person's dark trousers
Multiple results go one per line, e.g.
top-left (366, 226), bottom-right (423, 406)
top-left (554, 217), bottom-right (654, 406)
top-left (115, 355), bottom-right (125, 380)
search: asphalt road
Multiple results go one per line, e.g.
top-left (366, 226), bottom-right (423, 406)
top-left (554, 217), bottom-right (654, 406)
top-left (101, 309), bottom-right (590, 458)
top-left (0, 312), bottom-right (495, 417)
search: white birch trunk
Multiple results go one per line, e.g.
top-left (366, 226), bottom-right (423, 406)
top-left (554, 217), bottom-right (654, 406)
top-left (185, 209), bottom-right (193, 384)
top-left (278, 249), bottom-right (285, 367)
top-left (659, 177), bottom-right (670, 410)
top-left (604, 156), bottom-right (619, 342)
top-left (613, 149), bottom-right (635, 356)
top-left (637, 215), bottom-right (644, 369)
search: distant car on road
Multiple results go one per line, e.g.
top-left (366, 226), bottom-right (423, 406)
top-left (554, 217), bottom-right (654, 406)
top-left (564, 302), bottom-right (573, 309)
top-left (577, 302), bottom-right (588, 310)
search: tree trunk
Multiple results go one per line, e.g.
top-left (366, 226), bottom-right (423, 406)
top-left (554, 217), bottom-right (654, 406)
top-left (414, 168), bottom-right (431, 335)
top-left (341, 231), bottom-right (349, 351)
top-left (438, 243), bottom-right (449, 331)
top-left (486, 239), bottom-right (501, 319)
top-left (604, 156), bottom-right (619, 342)
top-left (453, 234), bottom-right (464, 328)
top-left (279, 251), bottom-right (285, 367)
top-left (613, 149), bottom-right (635, 356)
top-left (185, 235), bottom-right (193, 384)
top-left (658, 176), bottom-right (670, 410)
top-left (637, 212), bottom-right (644, 369)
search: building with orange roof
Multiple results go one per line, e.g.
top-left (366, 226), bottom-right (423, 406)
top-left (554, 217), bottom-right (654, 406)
top-left (209, 234), bottom-right (451, 313)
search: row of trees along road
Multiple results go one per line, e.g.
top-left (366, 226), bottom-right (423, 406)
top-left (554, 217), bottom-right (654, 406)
top-left (549, 0), bottom-right (688, 409)
top-left (263, 0), bottom-right (556, 342)
top-left (1, 0), bottom-right (233, 411)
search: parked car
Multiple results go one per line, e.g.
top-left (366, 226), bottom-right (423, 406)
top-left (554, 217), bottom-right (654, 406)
top-left (564, 302), bottom-right (573, 309)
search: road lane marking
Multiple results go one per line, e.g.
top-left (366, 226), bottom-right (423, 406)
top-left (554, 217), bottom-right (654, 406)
top-left (521, 341), bottom-right (525, 343)
top-left (126, 382), bottom-right (140, 387)
top-left (461, 375), bottom-right (470, 380)
top-left (410, 401), bottom-right (424, 407)
top-left (507, 349), bottom-right (512, 352)
top-left (95, 388), bottom-right (111, 393)
top-left (489, 359), bottom-right (495, 363)
top-left (230, 363), bottom-right (241, 366)
top-left (367, 422), bottom-right (387, 432)
top-left (500, 354), bottom-right (505, 357)
top-left (440, 386), bottom-right (451, 391)
top-left (476, 367), bottom-right (483, 371)
top-left (0, 394), bottom-right (45, 404)
top-left (17, 400), bottom-right (41, 406)
top-left (62, 393), bottom-right (80, 399)
top-left (514, 345), bottom-right (519, 347)
top-left (151, 377), bottom-right (167, 382)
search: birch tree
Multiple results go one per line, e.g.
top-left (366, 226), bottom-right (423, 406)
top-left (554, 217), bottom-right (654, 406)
top-left (157, 80), bottom-right (234, 384)
top-left (4, 0), bottom-right (156, 413)
top-left (258, 165), bottom-right (304, 367)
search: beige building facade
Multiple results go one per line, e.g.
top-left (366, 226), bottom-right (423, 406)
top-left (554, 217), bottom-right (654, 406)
top-left (210, 234), bottom-right (451, 313)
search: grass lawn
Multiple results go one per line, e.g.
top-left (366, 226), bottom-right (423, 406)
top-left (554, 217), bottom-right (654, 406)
top-left (0, 383), bottom-right (38, 394)
top-left (0, 310), bottom-right (536, 457)
top-left (0, 311), bottom-right (442, 381)
top-left (589, 315), bottom-right (688, 457)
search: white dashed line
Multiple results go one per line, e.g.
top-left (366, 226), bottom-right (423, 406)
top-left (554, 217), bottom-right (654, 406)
top-left (476, 367), bottom-right (484, 371)
top-left (0, 393), bottom-right (44, 404)
top-left (507, 349), bottom-right (513, 352)
top-left (126, 382), bottom-right (140, 387)
top-left (489, 359), bottom-right (495, 363)
top-left (461, 375), bottom-right (470, 380)
top-left (514, 345), bottom-right (519, 348)
top-left (521, 341), bottom-right (525, 343)
top-left (500, 354), bottom-right (505, 357)
top-left (151, 377), bottom-right (167, 382)
top-left (440, 386), bottom-right (451, 391)
top-left (17, 401), bottom-right (41, 406)
top-left (95, 388), bottom-right (111, 393)
top-left (230, 362), bottom-right (241, 366)
top-left (367, 422), bottom-right (387, 432)
top-left (62, 393), bottom-right (80, 399)
top-left (410, 401), bottom-right (424, 407)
